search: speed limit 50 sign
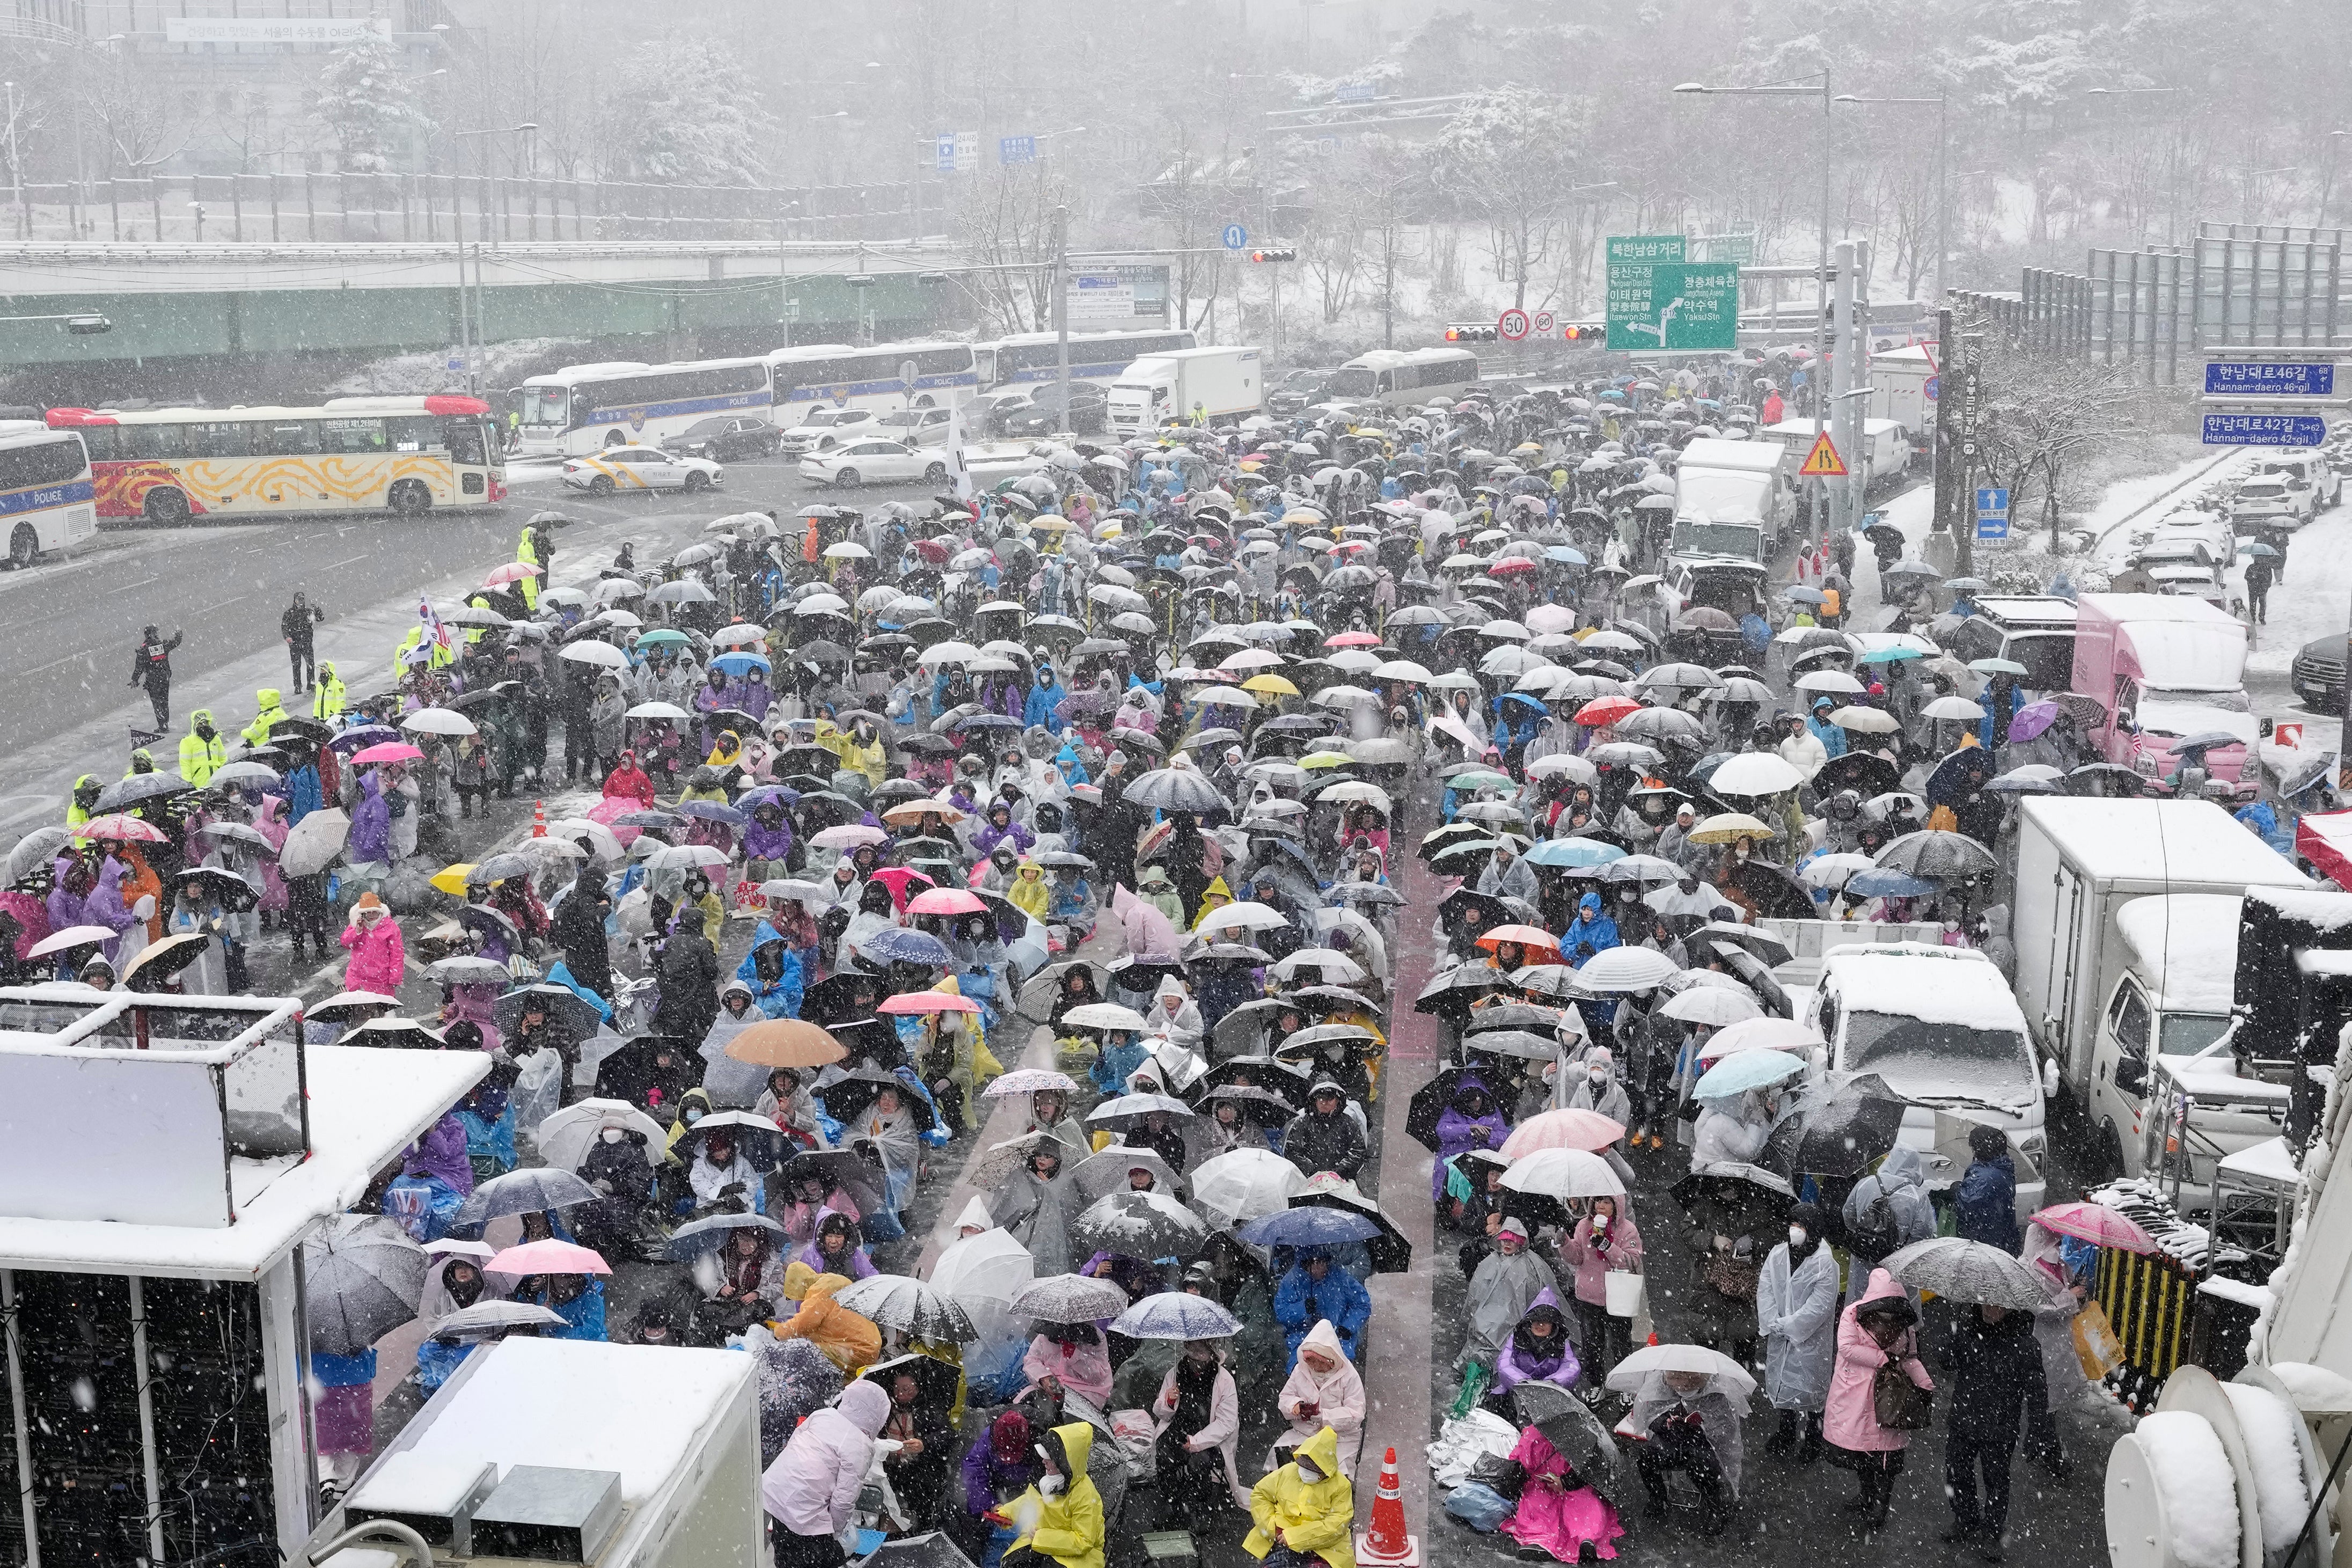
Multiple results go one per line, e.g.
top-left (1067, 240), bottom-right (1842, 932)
top-left (1498, 309), bottom-right (1531, 341)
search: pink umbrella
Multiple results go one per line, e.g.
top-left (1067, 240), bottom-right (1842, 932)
top-left (350, 742), bottom-right (425, 765)
top-left (482, 560), bottom-right (543, 587)
top-left (1500, 1108), bottom-right (1628, 1159)
top-left (1324, 631), bottom-right (1381, 648)
top-left (485, 1239), bottom-right (611, 1277)
top-left (583, 796), bottom-right (643, 847)
top-left (867, 866), bottom-right (936, 910)
top-left (2029, 1201), bottom-right (2156, 1255)
top-left (810, 824), bottom-right (888, 850)
top-left (878, 988), bottom-right (981, 1015)
top-left (1696, 1016), bottom-right (1825, 1063)
top-left (907, 887), bottom-right (987, 917)
top-left (80, 813), bottom-right (169, 844)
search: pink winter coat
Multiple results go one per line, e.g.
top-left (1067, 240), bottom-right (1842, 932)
top-left (1559, 1212), bottom-right (1644, 1308)
top-left (339, 914), bottom-right (406, 997)
top-left (1822, 1267), bottom-right (1934, 1454)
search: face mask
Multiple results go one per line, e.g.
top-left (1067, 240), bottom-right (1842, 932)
top-left (1789, 1226), bottom-right (1807, 1247)
top-left (684, 1108), bottom-right (704, 1124)
top-left (1039, 1474), bottom-right (1064, 1496)
top-left (1589, 1072), bottom-right (1607, 1088)
top-left (600, 1127), bottom-right (625, 1144)
top-left (1294, 1460), bottom-right (1323, 1483)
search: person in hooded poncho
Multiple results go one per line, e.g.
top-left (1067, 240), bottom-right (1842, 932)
top-left (1008, 859), bottom-right (1053, 923)
top-left (1189, 875), bottom-right (1235, 930)
top-left (763, 1379), bottom-right (891, 1567)
top-left (1273, 1249), bottom-right (1370, 1369)
top-left (1002, 1422), bottom-right (1104, 1568)
top-left (1151, 1338), bottom-right (1251, 1509)
top-left (1756, 1200), bottom-right (1840, 1462)
top-left (1629, 1367), bottom-right (1746, 1535)
top-left (1244, 1424), bottom-right (1354, 1568)
top-left (1431, 1076), bottom-right (1510, 1202)
top-left (1144, 975), bottom-right (1204, 1052)
top-left (1277, 1319), bottom-right (1366, 1469)
top-left (1825, 1267), bottom-right (1935, 1532)
top-left (1494, 1288), bottom-right (1581, 1396)
top-left (1500, 1398), bottom-right (1626, 1562)
top-left (797, 1211), bottom-right (876, 1281)
top-left (1460, 1218), bottom-right (1560, 1371)
top-left (992, 1144), bottom-right (1080, 1276)
top-left (776, 1266), bottom-right (883, 1373)
top-left (1021, 1320), bottom-right (1114, 1411)
top-left (852, 1082), bottom-right (924, 1222)
top-left (1842, 1144), bottom-right (1937, 1271)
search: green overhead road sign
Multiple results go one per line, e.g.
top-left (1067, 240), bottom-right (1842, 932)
top-left (1606, 259), bottom-right (1741, 351)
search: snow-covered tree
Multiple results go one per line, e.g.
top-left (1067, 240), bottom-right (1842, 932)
top-left (1430, 87), bottom-right (1593, 312)
top-left (596, 42), bottom-right (777, 186)
top-left (313, 30), bottom-right (434, 174)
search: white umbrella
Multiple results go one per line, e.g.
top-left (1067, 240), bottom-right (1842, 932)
top-left (1602, 1342), bottom-right (1757, 1398)
top-left (534, 1099), bottom-right (670, 1173)
top-left (1921, 695), bottom-right (1987, 721)
top-left (626, 700), bottom-right (691, 721)
top-left (278, 808), bottom-right (349, 877)
top-left (1658, 986), bottom-right (1764, 1026)
top-left (1828, 706), bottom-right (1902, 734)
top-left (400, 707), bottom-right (477, 737)
top-left (1195, 901), bottom-right (1289, 935)
top-left (1061, 1002), bottom-right (1149, 1031)
top-left (1500, 1146), bottom-right (1626, 1200)
top-left (932, 1227), bottom-right (1035, 1390)
top-left (1189, 1148), bottom-right (1309, 1226)
top-left (1572, 945), bottom-right (1681, 993)
top-left (824, 541), bottom-right (873, 560)
top-left (1270, 948), bottom-right (1366, 983)
top-left (1707, 752), bottom-right (1805, 797)
top-left (559, 641), bottom-right (628, 670)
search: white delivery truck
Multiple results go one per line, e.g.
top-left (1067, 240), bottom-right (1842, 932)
top-left (1107, 345), bottom-right (1264, 433)
top-left (1804, 942), bottom-right (2047, 1214)
top-left (2009, 796), bottom-right (2309, 1181)
top-left (1671, 437), bottom-right (1794, 566)
top-left (1871, 345), bottom-right (1937, 443)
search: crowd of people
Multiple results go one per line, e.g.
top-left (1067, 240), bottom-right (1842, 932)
top-left (2, 355), bottom-right (2194, 1568)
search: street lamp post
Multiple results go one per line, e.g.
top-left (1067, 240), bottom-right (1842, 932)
top-left (1835, 90), bottom-right (1948, 534)
top-left (1675, 72), bottom-right (1836, 540)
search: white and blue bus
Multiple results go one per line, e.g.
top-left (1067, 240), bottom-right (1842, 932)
top-left (766, 340), bottom-right (980, 419)
top-left (516, 357), bottom-right (773, 457)
top-left (975, 327), bottom-right (1198, 390)
top-left (0, 424), bottom-right (96, 567)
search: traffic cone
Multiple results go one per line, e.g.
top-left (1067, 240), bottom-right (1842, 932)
top-left (531, 800), bottom-right (547, 838)
top-left (1356, 1446), bottom-right (1420, 1566)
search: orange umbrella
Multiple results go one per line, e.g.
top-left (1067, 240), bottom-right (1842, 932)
top-left (1475, 924), bottom-right (1561, 959)
top-left (724, 1018), bottom-right (848, 1069)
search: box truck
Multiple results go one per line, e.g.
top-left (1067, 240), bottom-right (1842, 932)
top-left (2009, 796), bottom-right (2307, 1180)
top-left (1670, 437), bottom-right (1793, 566)
top-left (1107, 346), bottom-right (1263, 432)
top-left (2071, 591), bottom-right (2255, 786)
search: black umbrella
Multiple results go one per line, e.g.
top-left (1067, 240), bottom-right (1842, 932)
top-left (1776, 1072), bottom-right (1907, 1178)
top-left (1414, 963), bottom-right (1506, 1016)
top-left (1814, 752), bottom-right (1902, 798)
top-left (96, 772), bottom-right (193, 812)
top-left (1406, 1064), bottom-right (1494, 1152)
top-left (175, 866), bottom-right (260, 913)
top-left (1521, 1382), bottom-right (1632, 1508)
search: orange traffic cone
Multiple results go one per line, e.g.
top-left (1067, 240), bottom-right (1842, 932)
top-left (531, 799), bottom-right (547, 837)
top-left (1357, 1446), bottom-right (1420, 1566)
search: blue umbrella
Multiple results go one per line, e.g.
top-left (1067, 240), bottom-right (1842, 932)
top-left (1855, 646), bottom-right (1926, 663)
top-left (1783, 585), bottom-right (1828, 604)
top-left (1846, 867), bottom-right (1937, 899)
top-left (710, 651), bottom-right (773, 677)
top-left (1545, 545), bottom-right (1589, 565)
top-left (1526, 837), bottom-right (1625, 868)
top-left (1692, 1050), bottom-right (1807, 1101)
top-left (1111, 1291), bottom-right (1244, 1340)
top-left (676, 799), bottom-right (748, 826)
top-left (1500, 692), bottom-right (1548, 710)
top-left (1239, 1207), bottom-right (1382, 1248)
top-left (864, 927), bottom-right (955, 966)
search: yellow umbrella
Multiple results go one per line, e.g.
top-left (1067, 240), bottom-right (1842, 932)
top-left (1241, 673), bottom-right (1300, 697)
top-left (1028, 515), bottom-right (1073, 533)
top-left (1687, 811), bottom-right (1777, 845)
top-left (430, 863), bottom-right (474, 896)
top-left (1299, 750), bottom-right (1355, 770)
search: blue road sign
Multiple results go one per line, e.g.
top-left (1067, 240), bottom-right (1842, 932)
top-left (1924, 374), bottom-right (1939, 401)
top-left (1336, 82), bottom-right (1378, 103)
top-left (1221, 223), bottom-right (1248, 252)
top-left (935, 134), bottom-right (958, 173)
top-left (1975, 486), bottom-right (2010, 543)
top-left (999, 135), bottom-right (1037, 165)
top-left (2202, 412), bottom-right (2328, 448)
top-left (2204, 361), bottom-right (2336, 396)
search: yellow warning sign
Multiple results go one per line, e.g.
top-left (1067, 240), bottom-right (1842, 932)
top-left (1797, 430), bottom-right (1848, 478)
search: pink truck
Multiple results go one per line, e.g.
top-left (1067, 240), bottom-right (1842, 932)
top-left (2070, 592), bottom-right (2254, 787)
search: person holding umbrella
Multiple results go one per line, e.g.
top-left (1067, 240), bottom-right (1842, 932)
top-left (1625, 1361), bottom-right (1747, 1536)
top-left (1942, 1297), bottom-right (2041, 1560)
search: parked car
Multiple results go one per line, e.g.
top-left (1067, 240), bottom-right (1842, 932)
top-left (561, 445), bottom-right (723, 496)
top-left (2292, 631), bottom-right (2348, 714)
top-left (1000, 382), bottom-right (1108, 437)
top-left (662, 415), bottom-right (780, 463)
top-left (2260, 452), bottom-right (2342, 512)
top-left (797, 437), bottom-right (951, 488)
top-left (777, 407), bottom-right (880, 456)
top-left (1267, 368), bottom-right (1339, 418)
top-left (2228, 475), bottom-right (2314, 530)
top-left (967, 390), bottom-right (1034, 437)
top-left (872, 406), bottom-right (955, 448)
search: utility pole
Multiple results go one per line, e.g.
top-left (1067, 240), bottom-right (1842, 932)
top-left (1052, 204), bottom-right (1071, 426)
top-left (1845, 238), bottom-right (1873, 534)
top-left (1828, 239), bottom-right (1858, 542)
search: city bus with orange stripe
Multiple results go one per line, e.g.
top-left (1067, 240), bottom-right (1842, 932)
top-left (46, 395), bottom-right (505, 522)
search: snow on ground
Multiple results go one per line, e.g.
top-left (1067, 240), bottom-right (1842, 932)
top-left (2089, 448), bottom-right (2250, 569)
top-left (2247, 509), bottom-right (2350, 673)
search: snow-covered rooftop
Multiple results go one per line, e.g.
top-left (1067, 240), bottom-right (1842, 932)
top-left (0, 1044), bottom-right (485, 1279)
top-left (1822, 943), bottom-right (2028, 1030)
top-left (2114, 893), bottom-right (2243, 1014)
top-left (2019, 798), bottom-right (2310, 889)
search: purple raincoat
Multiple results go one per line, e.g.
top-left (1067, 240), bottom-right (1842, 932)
top-left (404, 1113), bottom-right (477, 1196)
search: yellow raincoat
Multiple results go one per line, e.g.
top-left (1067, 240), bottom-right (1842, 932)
top-left (1008, 1422), bottom-right (1104, 1568)
top-left (177, 712), bottom-right (225, 786)
top-left (516, 524), bottom-right (544, 611)
top-left (1245, 1425), bottom-right (1355, 1568)
top-left (921, 975), bottom-right (1003, 1130)
top-left (240, 688), bottom-right (286, 747)
top-left (815, 718), bottom-right (888, 789)
top-left (1190, 875), bottom-right (1234, 931)
top-left (1008, 861), bottom-right (1052, 923)
top-left (312, 662), bottom-right (346, 720)
top-left (776, 1268), bottom-right (883, 1372)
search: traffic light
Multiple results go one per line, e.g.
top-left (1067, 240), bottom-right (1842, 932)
top-left (1445, 324), bottom-right (1499, 342)
top-left (1247, 248), bottom-right (1296, 263)
top-left (1559, 323), bottom-right (1604, 342)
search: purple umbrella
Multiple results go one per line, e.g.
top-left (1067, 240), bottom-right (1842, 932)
top-left (2007, 700), bottom-right (2058, 742)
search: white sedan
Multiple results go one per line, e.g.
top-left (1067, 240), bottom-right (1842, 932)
top-left (798, 438), bottom-right (952, 488)
top-left (560, 445), bottom-right (724, 496)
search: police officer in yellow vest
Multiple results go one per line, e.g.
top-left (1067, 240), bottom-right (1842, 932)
top-left (177, 710), bottom-right (226, 786)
